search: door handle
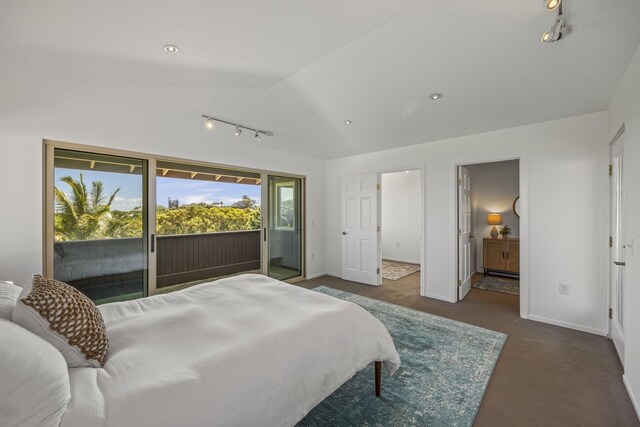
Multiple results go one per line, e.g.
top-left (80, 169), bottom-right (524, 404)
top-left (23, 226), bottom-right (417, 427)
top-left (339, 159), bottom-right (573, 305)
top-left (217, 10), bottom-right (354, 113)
top-left (342, 231), bottom-right (348, 235)
top-left (614, 261), bottom-right (626, 266)
top-left (150, 234), bottom-right (155, 253)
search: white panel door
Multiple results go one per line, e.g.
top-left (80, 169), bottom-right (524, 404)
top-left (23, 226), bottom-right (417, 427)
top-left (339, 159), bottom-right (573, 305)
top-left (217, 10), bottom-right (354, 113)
top-left (342, 174), bottom-right (380, 286)
top-left (610, 133), bottom-right (625, 363)
top-left (458, 166), bottom-right (472, 300)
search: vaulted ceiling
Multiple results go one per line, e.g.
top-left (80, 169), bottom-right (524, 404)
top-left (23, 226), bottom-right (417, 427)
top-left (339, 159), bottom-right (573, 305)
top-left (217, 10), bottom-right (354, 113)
top-left (2, 0), bottom-right (640, 159)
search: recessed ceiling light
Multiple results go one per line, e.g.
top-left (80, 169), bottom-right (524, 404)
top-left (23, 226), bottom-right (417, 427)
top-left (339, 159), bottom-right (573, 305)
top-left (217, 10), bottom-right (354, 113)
top-left (163, 45), bottom-right (179, 54)
top-left (344, 120), bottom-right (352, 125)
top-left (430, 93), bottom-right (442, 100)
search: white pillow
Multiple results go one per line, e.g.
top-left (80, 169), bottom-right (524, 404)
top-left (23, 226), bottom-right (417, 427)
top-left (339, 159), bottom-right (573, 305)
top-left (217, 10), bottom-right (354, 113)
top-left (0, 318), bottom-right (71, 427)
top-left (0, 281), bottom-right (21, 320)
top-left (12, 275), bottom-right (109, 368)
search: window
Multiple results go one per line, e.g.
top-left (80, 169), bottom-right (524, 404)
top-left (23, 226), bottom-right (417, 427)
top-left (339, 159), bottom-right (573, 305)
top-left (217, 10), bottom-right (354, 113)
top-left (276, 181), bottom-right (295, 230)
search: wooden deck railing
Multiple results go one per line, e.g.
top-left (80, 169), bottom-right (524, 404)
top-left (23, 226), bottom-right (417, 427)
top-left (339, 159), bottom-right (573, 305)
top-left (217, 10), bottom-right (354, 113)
top-left (156, 230), bottom-right (261, 288)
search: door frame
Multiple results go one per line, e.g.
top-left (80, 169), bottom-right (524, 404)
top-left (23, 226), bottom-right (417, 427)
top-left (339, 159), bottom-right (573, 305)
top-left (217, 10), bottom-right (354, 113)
top-left (43, 139), bottom-right (308, 297)
top-left (44, 141), bottom-right (156, 297)
top-left (450, 152), bottom-right (529, 319)
top-left (377, 166), bottom-right (427, 297)
top-left (261, 173), bottom-right (306, 283)
top-left (608, 124), bottom-right (625, 359)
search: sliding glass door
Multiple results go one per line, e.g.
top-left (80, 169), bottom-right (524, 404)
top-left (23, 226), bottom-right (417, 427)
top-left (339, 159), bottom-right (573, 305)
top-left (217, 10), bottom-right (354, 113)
top-left (154, 161), bottom-right (262, 292)
top-left (267, 175), bottom-right (303, 280)
top-left (48, 148), bottom-right (148, 304)
top-left (45, 142), bottom-right (306, 302)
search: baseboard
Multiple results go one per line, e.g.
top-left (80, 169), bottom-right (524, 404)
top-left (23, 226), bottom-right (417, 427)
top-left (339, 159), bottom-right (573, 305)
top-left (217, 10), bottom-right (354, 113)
top-left (424, 292), bottom-right (456, 303)
top-left (305, 272), bottom-right (327, 280)
top-left (624, 375), bottom-right (640, 421)
top-left (382, 257), bottom-right (421, 265)
top-left (527, 314), bottom-right (607, 336)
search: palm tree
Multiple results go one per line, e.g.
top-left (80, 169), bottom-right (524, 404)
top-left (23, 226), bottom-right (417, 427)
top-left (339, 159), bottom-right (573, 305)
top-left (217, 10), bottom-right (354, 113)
top-left (54, 174), bottom-right (120, 241)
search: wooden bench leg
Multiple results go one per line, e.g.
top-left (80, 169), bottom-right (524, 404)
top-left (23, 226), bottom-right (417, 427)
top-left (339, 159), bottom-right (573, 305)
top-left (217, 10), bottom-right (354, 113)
top-left (375, 361), bottom-right (382, 397)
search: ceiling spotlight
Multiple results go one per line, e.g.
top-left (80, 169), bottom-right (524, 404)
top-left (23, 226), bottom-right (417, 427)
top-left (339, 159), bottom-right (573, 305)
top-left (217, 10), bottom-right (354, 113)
top-left (235, 125), bottom-right (242, 136)
top-left (163, 45), bottom-right (179, 54)
top-left (205, 118), bottom-right (214, 130)
top-left (344, 120), bottom-right (352, 125)
top-left (430, 93), bottom-right (442, 100)
top-left (255, 131), bottom-right (262, 142)
top-left (545, 0), bottom-right (561, 11)
top-left (542, 18), bottom-right (566, 43)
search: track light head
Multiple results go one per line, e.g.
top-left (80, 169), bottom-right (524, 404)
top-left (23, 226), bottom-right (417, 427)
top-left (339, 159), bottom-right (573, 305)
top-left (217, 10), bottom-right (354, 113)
top-left (542, 18), bottom-right (565, 43)
top-left (545, 0), bottom-right (561, 11)
top-left (205, 118), bottom-right (214, 130)
top-left (235, 125), bottom-right (242, 136)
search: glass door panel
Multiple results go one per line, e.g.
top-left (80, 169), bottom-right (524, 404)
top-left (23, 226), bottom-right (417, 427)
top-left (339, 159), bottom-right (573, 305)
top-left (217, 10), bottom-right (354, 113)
top-left (154, 161), bottom-right (262, 293)
top-left (52, 148), bottom-right (148, 304)
top-left (267, 176), bottom-right (302, 280)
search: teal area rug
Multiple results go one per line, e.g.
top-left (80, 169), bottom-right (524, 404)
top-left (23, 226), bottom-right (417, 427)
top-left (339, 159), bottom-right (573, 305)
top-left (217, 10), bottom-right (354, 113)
top-left (473, 275), bottom-right (520, 296)
top-left (297, 287), bottom-right (507, 427)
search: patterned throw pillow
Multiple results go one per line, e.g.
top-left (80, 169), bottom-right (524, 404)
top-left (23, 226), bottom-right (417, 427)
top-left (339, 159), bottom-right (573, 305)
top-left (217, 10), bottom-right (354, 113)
top-left (12, 275), bottom-right (109, 368)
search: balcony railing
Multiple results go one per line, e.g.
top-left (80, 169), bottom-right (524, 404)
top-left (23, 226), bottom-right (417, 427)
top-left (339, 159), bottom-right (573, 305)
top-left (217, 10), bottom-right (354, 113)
top-left (156, 230), bottom-right (261, 288)
top-left (53, 230), bottom-right (261, 300)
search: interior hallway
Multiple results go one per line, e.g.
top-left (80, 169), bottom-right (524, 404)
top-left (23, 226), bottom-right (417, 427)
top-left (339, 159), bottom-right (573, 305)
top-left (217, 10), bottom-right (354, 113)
top-left (296, 275), bottom-right (639, 427)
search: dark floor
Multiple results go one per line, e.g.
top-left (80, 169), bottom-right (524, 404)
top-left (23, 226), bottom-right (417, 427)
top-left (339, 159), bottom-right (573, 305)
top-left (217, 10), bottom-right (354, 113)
top-left (297, 272), bottom-right (640, 427)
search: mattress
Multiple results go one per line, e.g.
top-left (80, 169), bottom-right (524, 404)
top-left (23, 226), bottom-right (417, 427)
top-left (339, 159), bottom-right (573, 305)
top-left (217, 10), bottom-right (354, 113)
top-left (59, 274), bottom-right (400, 427)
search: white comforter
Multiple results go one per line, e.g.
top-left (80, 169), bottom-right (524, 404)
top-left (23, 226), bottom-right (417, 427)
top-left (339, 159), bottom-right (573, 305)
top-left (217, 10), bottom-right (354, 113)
top-left (60, 274), bottom-right (400, 427)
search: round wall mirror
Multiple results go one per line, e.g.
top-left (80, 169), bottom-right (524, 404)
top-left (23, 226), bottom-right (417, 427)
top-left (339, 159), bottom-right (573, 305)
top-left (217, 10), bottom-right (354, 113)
top-left (513, 196), bottom-right (521, 218)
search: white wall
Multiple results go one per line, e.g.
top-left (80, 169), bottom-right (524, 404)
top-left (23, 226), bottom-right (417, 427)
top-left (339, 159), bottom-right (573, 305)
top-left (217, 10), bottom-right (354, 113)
top-left (466, 160), bottom-right (520, 271)
top-left (381, 170), bottom-right (421, 264)
top-left (608, 42), bottom-right (640, 419)
top-left (326, 112), bottom-right (609, 335)
top-left (0, 85), bottom-right (326, 286)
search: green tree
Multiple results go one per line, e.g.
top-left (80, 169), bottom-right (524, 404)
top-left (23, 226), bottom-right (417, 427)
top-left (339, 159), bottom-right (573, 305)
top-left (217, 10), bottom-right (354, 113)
top-left (54, 174), bottom-right (120, 241)
top-left (156, 203), bottom-right (261, 235)
top-left (232, 195), bottom-right (257, 209)
top-left (107, 207), bottom-right (143, 238)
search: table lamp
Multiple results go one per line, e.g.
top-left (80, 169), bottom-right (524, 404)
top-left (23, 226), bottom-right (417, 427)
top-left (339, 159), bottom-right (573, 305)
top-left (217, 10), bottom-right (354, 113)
top-left (487, 213), bottom-right (503, 239)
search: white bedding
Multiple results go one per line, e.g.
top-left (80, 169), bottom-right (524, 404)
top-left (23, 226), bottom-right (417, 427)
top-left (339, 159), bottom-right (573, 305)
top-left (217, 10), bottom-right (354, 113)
top-left (60, 274), bottom-right (400, 427)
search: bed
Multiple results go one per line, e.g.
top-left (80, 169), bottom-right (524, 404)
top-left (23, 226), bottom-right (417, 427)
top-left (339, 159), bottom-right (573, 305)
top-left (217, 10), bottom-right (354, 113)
top-left (56, 274), bottom-right (400, 427)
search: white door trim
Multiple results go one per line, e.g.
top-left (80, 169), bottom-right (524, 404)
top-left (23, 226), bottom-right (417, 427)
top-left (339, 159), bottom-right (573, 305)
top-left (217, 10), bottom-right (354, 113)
top-left (377, 166), bottom-right (427, 297)
top-left (608, 125), bottom-right (625, 362)
top-left (449, 152), bottom-right (529, 319)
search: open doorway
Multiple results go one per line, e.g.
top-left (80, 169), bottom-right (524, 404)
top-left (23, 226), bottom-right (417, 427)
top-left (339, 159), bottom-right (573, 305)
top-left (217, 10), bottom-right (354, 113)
top-left (457, 160), bottom-right (520, 307)
top-left (380, 170), bottom-right (422, 295)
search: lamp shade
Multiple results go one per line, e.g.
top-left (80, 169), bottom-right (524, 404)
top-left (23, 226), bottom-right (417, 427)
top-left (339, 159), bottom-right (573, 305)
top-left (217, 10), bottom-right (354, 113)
top-left (487, 213), bottom-right (503, 225)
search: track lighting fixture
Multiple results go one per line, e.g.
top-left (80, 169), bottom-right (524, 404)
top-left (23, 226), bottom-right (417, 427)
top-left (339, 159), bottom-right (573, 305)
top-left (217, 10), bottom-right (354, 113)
top-left (200, 115), bottom-right (274, 142)
top-left (542, 0), bottom-right (569, 43)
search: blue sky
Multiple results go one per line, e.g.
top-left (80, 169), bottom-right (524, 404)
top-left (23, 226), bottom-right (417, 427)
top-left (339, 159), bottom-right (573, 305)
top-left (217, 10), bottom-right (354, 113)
top-left (54, 168), bottom-right (260, 211)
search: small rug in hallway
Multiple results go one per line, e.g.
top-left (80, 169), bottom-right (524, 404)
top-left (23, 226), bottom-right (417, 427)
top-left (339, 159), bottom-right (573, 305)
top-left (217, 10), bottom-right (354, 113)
top-left (297, 287), bottom-right (507, 427)
top-left (382, 260), bottom-right (420, 280)
top-left (473, 275), bottom-right (520, 296)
